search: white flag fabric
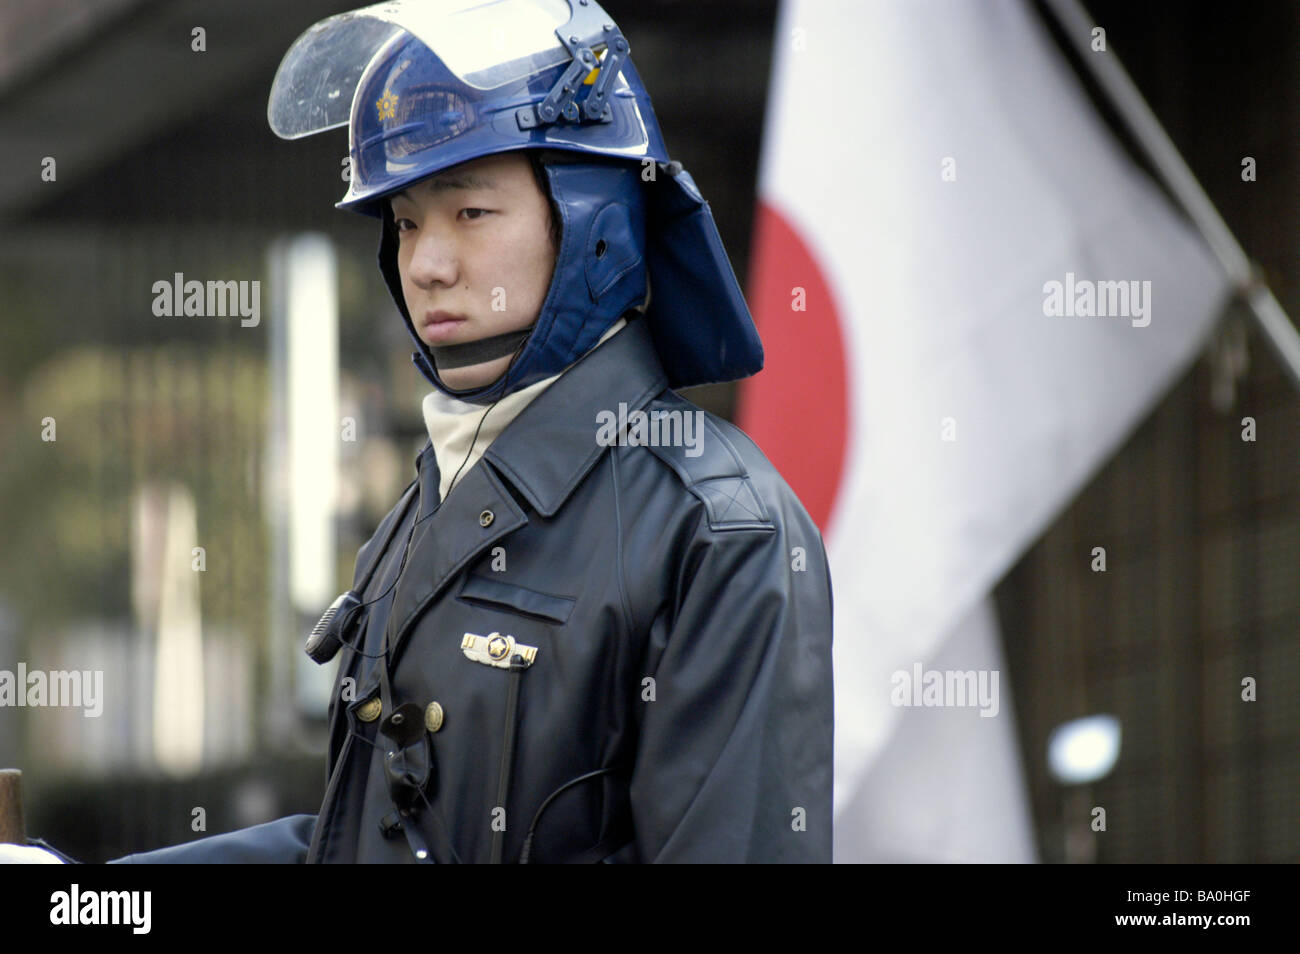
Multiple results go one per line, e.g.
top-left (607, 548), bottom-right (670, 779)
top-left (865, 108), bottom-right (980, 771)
top-left (736, 0), bottom-right (1230, 860)
top-left (834, 598), bottom-right (1036, 862)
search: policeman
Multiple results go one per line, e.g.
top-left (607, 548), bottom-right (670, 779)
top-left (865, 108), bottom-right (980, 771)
top-left (16, 0), bottom-right (834, 864)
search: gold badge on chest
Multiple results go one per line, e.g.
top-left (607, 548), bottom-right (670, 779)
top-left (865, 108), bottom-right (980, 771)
top-left (461, 631), bottom-right (538, 669)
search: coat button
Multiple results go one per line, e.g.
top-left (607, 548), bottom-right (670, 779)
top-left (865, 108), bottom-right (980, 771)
top-left (424, 701), bottom-right (444, 733)
top-left (356, 697), bottom-right (382, 722)
top-left (479, 509), bottom-right (494, 527)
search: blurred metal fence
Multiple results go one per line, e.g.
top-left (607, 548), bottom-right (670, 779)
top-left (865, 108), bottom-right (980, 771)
top-left (998, 310), bottom-right (1300, 862)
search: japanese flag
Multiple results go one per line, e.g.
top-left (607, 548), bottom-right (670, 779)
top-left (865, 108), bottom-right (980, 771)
top-left (737, 0), bottom-right (1230, 860)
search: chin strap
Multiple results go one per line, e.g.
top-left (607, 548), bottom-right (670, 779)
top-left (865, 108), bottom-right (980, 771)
top-left (430, 328), bottom-right (534, 370)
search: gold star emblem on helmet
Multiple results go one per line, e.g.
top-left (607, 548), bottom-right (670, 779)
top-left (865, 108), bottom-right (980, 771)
top-left (376, 88), bottom-right (398, 122)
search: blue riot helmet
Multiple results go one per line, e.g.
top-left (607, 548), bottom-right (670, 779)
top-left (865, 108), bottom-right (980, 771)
top-left (267, 0), bottom-right (763, 402)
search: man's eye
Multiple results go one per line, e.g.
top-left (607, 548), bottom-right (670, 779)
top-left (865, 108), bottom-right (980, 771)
top-left (459, 208), bottom-right (490, 221)
top-left (394, 218), bottom-right (415, 233)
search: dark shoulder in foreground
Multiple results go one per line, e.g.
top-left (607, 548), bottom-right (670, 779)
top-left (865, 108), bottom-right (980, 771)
top-left (637, 389), bottom-right (820, 538)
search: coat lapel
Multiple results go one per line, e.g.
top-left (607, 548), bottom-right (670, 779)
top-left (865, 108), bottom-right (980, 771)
top-left (387, 460), bottom-right (528, 663)
top-left (483, 317), bottom-right (668, 517)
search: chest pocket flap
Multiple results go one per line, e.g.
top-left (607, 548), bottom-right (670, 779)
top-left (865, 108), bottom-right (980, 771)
top-left (457, 574), bottom-right (576, 625)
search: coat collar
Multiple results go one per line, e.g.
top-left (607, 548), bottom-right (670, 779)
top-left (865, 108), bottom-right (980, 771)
top-left (483, 315), bottom-right (668, 518)
top-left (386, 317), bottom-right (667, 659)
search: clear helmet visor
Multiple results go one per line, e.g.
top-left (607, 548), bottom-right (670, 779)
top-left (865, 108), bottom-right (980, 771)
top-left (268, 0), bottom-right (575, 139)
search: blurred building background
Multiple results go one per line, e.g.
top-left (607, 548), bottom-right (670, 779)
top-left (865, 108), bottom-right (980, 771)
top-left (0, 0), bottom-right (1294, 862)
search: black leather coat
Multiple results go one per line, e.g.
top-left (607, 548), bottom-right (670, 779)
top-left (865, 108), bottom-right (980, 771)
top-left (111, 317), bottom-right (834, 863)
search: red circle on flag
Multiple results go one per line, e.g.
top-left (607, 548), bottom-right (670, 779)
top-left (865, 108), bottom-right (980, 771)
top-left (736, 199), bottom-right (849, 535)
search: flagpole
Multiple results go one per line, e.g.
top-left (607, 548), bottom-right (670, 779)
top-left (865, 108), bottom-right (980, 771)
top-left (1041, 0), bottom-right (1300, 392)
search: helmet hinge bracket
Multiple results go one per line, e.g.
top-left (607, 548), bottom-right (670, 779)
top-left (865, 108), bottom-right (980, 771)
top-left (520, 7), bottom-right (629, 130)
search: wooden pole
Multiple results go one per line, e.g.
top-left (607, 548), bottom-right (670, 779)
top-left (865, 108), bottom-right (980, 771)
top-left (0, 769), bottom-right (25, 844)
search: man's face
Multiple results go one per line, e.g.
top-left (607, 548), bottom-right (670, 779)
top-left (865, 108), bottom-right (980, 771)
top-left (390, 152), bottom-right (556, 391)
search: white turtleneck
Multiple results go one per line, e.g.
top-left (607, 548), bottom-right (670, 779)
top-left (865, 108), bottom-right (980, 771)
top-left (421, 318), bottom-right (628, 504)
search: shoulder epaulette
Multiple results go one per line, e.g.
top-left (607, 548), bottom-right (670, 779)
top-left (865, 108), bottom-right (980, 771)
top-left (639, 393), bottom-right (774, 531)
